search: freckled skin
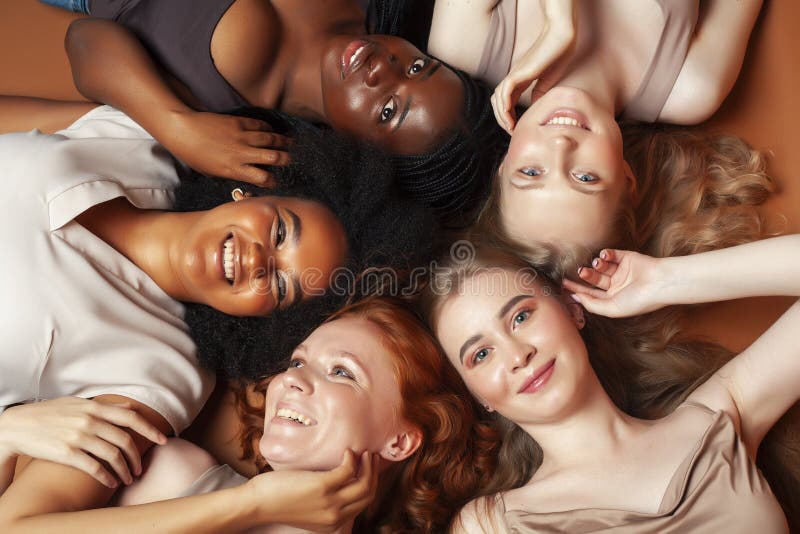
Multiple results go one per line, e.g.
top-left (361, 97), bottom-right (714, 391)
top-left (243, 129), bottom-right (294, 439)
top-left (259, 317), bottom-right (407, 471)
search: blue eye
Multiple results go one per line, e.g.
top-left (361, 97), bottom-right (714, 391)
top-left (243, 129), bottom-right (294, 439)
top-left (472, 348), bottom-right (490, 365)
top-left (408, 58), bottom-right (427, 74)
top-left (332, 366), bottom-right (354, 379)
top-left (288, 359), bottom-right (303, 369)
top-left (574, 172), bottom-right (598, 183)
top-left (513, 310), bottom-right (530, 327)
top-left (520, 168), bottom-right (542, 177)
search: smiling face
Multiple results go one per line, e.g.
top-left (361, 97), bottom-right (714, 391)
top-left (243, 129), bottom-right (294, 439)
top-left (175, 196), bottom-right (347, 317)
top-left (499, 86), bottom-right (634, 251)
top-left (259, 316), bottom-right (411, 471)
top-left (434, 267), bottom-right (592, 426)
top-left (320, 34), bottom-right (465, 155)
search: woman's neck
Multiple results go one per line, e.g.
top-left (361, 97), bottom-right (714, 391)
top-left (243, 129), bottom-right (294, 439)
top-left (519, 374), bottom-right (645, 478)
top-left (75, 198), bottom-right (197, 301)
top-left (531, 0), bottom-right (641, 115)
top-left (273, 0), bottom-right (365, 122)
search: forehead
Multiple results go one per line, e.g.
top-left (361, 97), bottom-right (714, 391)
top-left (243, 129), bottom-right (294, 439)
top-left (499, 183), bottom-right (617, 250)
top-left (438, 268), bottom-right (541, 325)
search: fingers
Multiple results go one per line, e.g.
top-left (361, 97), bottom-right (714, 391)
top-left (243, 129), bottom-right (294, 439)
top-left (80, 435), bottom-right (134, 485)
top-left (577, 266), bottom-right (612, 291)
top-left (561, 278), bottom-right (607, 301)
top-left (337, 453), bottom-right (379, 518)
top-left (64, 450), bottom-right (119, 489)
top-left (245, 131), bottom-right (292, 151)
top-left (94, 423), bottom-right (143, 478)
top-left (234, 165), bottom-right (276, 187)
top-left (92, 402), bottom-right (167, 446)
top-left (237, 117), bottom-right (273, 132)
top-left (243, 145), bottom-right (291, 167)
top-left (324, 449), bottom-right (359, 488)
top-left (491, 84), bottom-right (516, 134)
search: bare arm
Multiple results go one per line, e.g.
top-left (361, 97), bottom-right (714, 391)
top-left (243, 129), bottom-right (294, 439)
top-left (660, 0), bottom-right (764, 124)
top-left (65, 19), bottom-right (289, 185)
top-left (0, 394), bottom-right (377, 533)
top-left (566, 235), bottom-right (800, 454)
top-left (428, 0), bottom-right (498, 75)
top-left (0, 96), bottom-right (97, 133)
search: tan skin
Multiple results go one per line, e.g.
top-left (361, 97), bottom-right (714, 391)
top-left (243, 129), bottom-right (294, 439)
top-left (0, 1), bottom-right (465, 184)
top-left (0, 195), bottom-right (350, 532)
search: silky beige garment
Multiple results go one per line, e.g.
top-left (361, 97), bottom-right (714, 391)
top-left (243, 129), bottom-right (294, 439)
top-left (0, 106), bottom-right (214, 434)
top-left (492, 403), bottom-right (788, 533)
top-left (477, 0), bottom-right (698, 122)
top-left (176, 464), bottom-right (248, 497)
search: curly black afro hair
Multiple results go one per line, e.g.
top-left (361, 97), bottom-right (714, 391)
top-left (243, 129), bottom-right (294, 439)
top-left (176, 108), bottom-right (439, 379)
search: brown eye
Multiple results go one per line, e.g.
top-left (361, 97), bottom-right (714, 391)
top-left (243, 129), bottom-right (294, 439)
top-left (379, 98), bottom-right (397, 123)
top-left (408, 58), bottom-right (427, 74)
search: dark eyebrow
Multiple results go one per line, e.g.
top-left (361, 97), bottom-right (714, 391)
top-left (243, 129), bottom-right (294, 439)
top-left (287, 208), bottom-right (301, 244)
top-left (391, 96), bottom-right (412, 133)
top-left (421, 60), bottom-right (441, 81)
top-left (498, 294), bottom-right (531, 321)
top-left (459, 334), bottom-right (483, 365)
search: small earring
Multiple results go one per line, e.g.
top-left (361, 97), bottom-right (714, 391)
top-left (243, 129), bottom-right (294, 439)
top-left (483, 404), bottom-right (493, 412)
top-left (231, 187), bottom-right (244, 201)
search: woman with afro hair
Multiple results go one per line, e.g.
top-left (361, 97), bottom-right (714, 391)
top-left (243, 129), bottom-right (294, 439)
top-left (0, 106), bottom-right (437, 529)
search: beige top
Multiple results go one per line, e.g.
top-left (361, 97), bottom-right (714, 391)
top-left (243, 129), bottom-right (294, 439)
top-left (476, 0), bottom-right (699, 122)
top-left (177, 464), bottom-right (248, 497)
top-left (0, 107), bottom-right (214, 434)
top-left (485, 403), bottom-right (788, 533)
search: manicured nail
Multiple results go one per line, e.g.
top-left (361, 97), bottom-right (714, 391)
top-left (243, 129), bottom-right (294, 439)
top-left (570, 293), bottom-right (581, 303)
top-left (592, 258), bottom-right (600, 268)
top-left (600, 250), bottom-right (609, 260)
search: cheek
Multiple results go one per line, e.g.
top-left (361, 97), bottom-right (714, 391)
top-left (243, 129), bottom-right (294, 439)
top-left (463, 364), bottom-right (510, 407)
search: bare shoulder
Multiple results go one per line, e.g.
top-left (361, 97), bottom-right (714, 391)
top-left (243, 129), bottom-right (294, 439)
top-left (429, 0), bottom-right (499, 75)
top-left (117, 438), bottom-right (218, 506)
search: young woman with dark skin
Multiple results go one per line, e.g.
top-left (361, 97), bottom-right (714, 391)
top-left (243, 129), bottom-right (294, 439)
top-left (5, 0), bottom-right (466, 186)
top-left (0, 107), bottom-right (437, 532)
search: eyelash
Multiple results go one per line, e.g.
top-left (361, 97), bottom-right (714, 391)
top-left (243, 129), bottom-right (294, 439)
top-left (408, 57), bottom-right (428, 75)
top-left (520, 167), bottom-right (543, 177)
top-left (331, 366), bottom-right (355, 380)
top-left (469, 308), bottom-right (532, 366)
top-left (471, 347), bottom-right (491, 366)
top-left (513, 309), bottom-right (531, 327)
top-left (379, 97), bottom-right (397, 123)
top-left (573, 172), bottom-right (598, 183)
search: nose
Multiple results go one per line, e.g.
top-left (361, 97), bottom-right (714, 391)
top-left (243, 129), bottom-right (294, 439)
top-left (245, 241), bottom-right (274, 280)
top-left (365, 51), bottom-right (400, 88)
top-left (508, 339), bottom-right (536, 373)
top-left (282, 367), bottom-right (313, 394)
top-left (549, 134), bottom-right (578, 151)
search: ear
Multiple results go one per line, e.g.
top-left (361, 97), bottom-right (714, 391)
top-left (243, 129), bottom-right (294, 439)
top-left (622, 160), bottom-right (637, 200)
top-left (563, 297), bottom-right (586, 330)
top-left (381, 426), bottom-right (423, 463)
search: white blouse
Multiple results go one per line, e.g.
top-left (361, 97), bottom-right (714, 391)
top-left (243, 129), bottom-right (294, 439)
top-left (0, 107), bottom-right (214, 434)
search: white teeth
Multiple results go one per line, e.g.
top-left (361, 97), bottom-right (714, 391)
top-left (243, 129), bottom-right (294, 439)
top-left (276, 408), bottom-right (312, 426)
top-left (546, 115), bottom-right (584, 128)
top-left (223, 237), bottom-right (234, 283)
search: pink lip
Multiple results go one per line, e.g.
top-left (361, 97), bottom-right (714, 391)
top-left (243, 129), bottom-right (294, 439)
top-left (518, 359), bottom-right (556, 394)
top-left (540, 108), bottom-right (591, 131)
top-left (340, 39), bottom-right (373, 79)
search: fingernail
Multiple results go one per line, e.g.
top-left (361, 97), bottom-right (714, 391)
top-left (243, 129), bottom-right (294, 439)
top-left (600, 250), bottom-right (608, 260)
top-left (570, 293), bottom-right (581, 303)
top-left (577, 267), bottom-right (585, 275)
top-left (592, 258), bottom-right (599, 268)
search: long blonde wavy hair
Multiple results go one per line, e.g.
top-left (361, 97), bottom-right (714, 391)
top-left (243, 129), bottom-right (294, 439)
top-left (477, 123), bottom-right (778, 280)
top-left (419, 240), bottom-right (800, 531)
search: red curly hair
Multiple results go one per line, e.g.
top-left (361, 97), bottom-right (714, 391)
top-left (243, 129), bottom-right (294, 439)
top-left (233, 296), bottom-right (499, 532)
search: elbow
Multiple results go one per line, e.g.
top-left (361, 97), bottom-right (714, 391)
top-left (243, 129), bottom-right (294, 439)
top-left (65, 19), bottom-right (97, 97)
